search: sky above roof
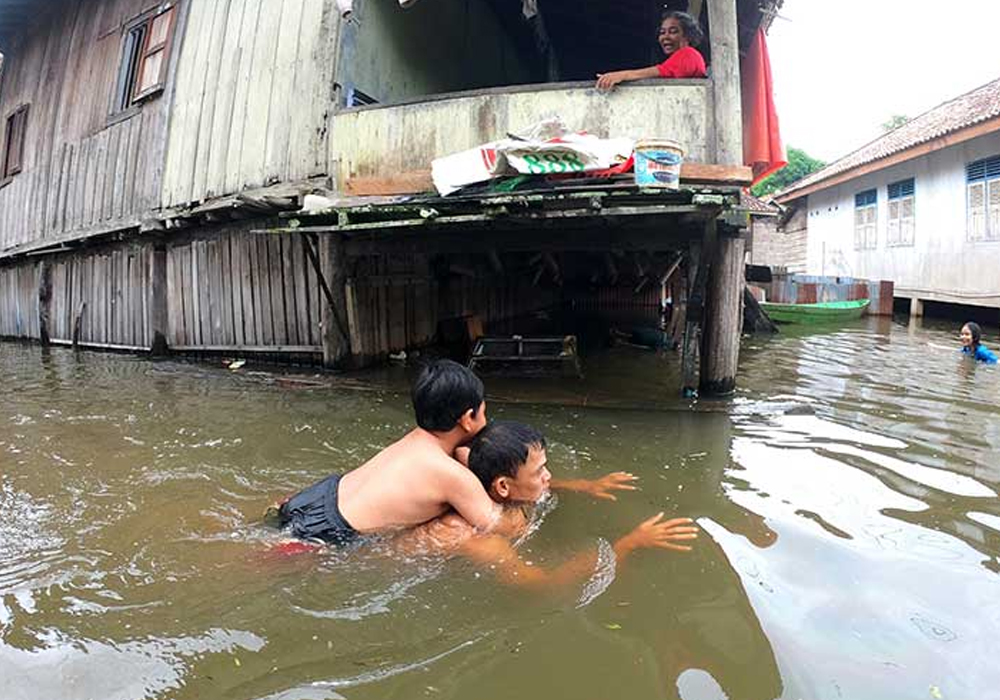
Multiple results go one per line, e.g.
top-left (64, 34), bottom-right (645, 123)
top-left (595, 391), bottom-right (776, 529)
top-left (767, 0), bottom-right (1000, 163)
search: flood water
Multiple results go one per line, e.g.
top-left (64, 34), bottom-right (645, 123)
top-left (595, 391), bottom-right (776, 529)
top-left (2, 317), bottom-right (1000, 700)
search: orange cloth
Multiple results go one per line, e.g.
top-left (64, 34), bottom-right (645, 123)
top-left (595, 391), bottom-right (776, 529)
top-left (741, 28), bottom-right (786, 184)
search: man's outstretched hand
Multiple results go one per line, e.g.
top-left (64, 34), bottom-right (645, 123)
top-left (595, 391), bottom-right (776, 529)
top-left (584, 471), bottom-right (640, 501)
top-left (552, 471), bottom-right (640, 501)
top-left (618, 514), bottom-right (699, 554)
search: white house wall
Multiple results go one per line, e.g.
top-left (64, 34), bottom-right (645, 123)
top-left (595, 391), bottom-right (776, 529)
top-left (804, 131), bottom-right (1000, 307)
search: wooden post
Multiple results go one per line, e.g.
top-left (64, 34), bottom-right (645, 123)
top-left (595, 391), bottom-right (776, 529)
top-left (317, 233), bottom-right (352, 367)
top-left (150, 244), bottom-right (169, 355)
top-left (909, 297), bottom-right (924, 317)
top-left (708, 0), bottom-right (743, 165)
top-left (38, 260), bottom-right (52, 346)
top-left (680, 240), bottom-right (704, 397)
top-left (700, 231), bottom-right (745, 396)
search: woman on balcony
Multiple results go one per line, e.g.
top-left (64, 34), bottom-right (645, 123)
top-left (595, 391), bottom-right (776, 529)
top-left (595, 11), bottom-right (707, 90)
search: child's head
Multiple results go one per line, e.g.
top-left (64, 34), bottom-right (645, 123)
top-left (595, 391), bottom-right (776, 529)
top-left (469, 421), bottom-right (551, 503)
top-left (411, 360), bottom-right (486, 437)
top-left (658, 11), bottom-right (703, 51)
top-left (961, 322), bottom-right (982, 348)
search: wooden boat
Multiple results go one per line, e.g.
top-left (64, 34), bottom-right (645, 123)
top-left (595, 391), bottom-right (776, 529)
top-left (468, 335), bottom-right (582, 377)
top-left (759, 299), bottom-right (870, 324)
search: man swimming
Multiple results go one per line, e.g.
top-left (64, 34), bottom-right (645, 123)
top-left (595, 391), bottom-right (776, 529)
top-left (277, 360), bottom-right (640, 545)
top-left (396, 421), bottom-right (699, 589)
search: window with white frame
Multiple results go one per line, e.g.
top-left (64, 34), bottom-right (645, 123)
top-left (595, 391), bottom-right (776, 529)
top-left (967, 156), bottom-right (1000, 241)
top-left (854, 189), bottom-right (877, 250)
top-left (887, 178), bottom-right (915, 246)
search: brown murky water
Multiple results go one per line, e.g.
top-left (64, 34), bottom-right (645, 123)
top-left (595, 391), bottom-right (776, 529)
top-left (2, 316), bottom-right (1000, 700)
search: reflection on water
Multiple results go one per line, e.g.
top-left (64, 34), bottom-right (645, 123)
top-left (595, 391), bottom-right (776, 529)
top-left (2, 317), bottom-right (1000, 700)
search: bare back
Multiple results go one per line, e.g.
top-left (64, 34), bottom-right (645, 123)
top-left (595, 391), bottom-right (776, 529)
top-left (337, 428), bottom-right (500, 532)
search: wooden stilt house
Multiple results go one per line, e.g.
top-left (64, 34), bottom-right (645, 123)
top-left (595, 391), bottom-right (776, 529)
top-left (0, 0), bottom-right (782, 395)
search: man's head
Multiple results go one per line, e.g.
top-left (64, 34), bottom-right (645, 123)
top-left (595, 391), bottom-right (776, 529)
top-left (412, 359), bottom-right (486, 438)
top-left (469, 421), bottom-right (551, 503)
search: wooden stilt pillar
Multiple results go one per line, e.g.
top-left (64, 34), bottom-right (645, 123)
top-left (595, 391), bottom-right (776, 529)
top-left (680, 240), bottom-right (704, 397)
top-left (317, 233), bottom-right (352, 367)
top-left (38, 260), bottom-right (52, 347)
top-left (150, 244), bottom-right (169, 355)
top-left (700, 232), bottom-right (745, 396)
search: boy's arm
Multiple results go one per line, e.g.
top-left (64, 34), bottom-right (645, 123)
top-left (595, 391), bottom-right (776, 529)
top-left (550, 471), bottom-right (639, 501)
top-left (459, 513), bottom-right (698, 589)
top-left (440, 463), bottom-right (503, 532)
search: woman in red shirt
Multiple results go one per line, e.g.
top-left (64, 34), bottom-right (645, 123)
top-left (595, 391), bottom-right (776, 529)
top-left (596, 11), bottom-right (707, 90)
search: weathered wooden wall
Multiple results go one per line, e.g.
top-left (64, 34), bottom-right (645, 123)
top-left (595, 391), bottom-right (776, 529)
top-left (0, 0), bottom-right (180, 253)
top-left (0, 262), bottom-right (39, 338)
top-left (159, 0), bottom-right (336, 209)
top-left (50, 244), bottom-right (154, 347)
top-left (165, 228), bottom-right (324, 352)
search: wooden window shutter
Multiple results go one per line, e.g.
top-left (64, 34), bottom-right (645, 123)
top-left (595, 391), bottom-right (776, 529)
top-left (2, 105), bottom-right (28, 181)
top-left (133, 4), bottom-right (177, 101)
top-left (988, 179), bottom-right (1000, 240)
top-left (968, 181), bottom-right (986, 241)
top-left (887, 200), bottom-right (900, 245)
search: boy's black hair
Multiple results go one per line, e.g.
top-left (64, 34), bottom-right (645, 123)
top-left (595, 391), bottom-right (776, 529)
top-left (411, 359), bottom-right (485, 432)
top-left (965, 321), bottom-right (983, 348)
top-left (468, 421), bottom-right (547, 492)
top-left (660, 10), bottom-right (704, 47)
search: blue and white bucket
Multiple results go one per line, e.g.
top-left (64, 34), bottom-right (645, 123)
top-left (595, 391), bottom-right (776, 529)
top-left (634, 138), bottom-right (684, 189)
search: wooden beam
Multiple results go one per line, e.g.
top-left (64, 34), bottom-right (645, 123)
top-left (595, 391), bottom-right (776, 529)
top-left (345, 170), bottom-right (434, 196)
top-left (150, 245), bottom-right (169, 355)
top-left (700, 231), bottom-right (744, 396)
top-left (38, 260), bottom-right (52, 346)
top-left (342, 164), bottom-right (751, 197)
top-left (776, 115), bottom-right (1000, 203)
top-left (708, 0), bottom-right (743, 164)
top-left (680, 163), bottom-right (753, 186)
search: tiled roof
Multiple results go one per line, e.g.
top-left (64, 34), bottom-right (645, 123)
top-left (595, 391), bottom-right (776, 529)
top-left (776, 76), bottom-right (1000, 200)
top-left (741, 191), bottom-right (781, 216)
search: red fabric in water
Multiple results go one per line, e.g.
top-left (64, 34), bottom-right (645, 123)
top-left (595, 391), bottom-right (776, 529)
top-left (741, 29), bottom-right (787, 184)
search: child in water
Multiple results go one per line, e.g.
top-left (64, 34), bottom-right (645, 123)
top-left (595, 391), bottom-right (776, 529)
top-left (960, 322), bottom-right (998, 364)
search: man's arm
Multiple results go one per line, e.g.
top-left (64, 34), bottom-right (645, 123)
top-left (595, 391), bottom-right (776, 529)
top-left (458, 513), bottom-right (698, 589)
top-left (550, 471), bottom-right (639, 501)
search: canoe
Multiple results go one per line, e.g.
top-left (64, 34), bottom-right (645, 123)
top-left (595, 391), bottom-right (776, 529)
top-left (759, 299), bottom-right (870, 324)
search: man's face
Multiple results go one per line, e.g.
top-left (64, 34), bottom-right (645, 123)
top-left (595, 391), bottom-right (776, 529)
top-left (458, 401), bottom-right (488, 443)
top-left (500, 446), bottom-right (551, 503)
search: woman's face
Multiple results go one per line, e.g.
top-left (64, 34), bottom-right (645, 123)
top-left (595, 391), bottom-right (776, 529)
top-left (658, 17), bottom-right (690, 55)
top-left (960, 325), bottom-right (974, 347)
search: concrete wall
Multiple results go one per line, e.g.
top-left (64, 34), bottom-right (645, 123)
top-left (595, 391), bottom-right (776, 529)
top-left (330, 81), bottom-right (714, 184)
top-left (337, 0), bottom-right (534, 105)
top-left (801, 131), bottom-right (1000, 307)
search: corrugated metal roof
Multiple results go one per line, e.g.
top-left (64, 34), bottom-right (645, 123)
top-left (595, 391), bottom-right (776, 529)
top-left (776, 76), bottom-right (1000, 201)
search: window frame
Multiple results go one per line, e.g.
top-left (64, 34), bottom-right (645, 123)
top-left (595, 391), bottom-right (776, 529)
top-left (1, 104), bottom-right (29, 188)
top-left (966, 155), bottom-right (1000, 243)
top-left (886, 178), bottom-right (915, 247)
top-left (109, 2), bottom-right (178, 122)
top-left (853, 188), bottom-right (878, 251)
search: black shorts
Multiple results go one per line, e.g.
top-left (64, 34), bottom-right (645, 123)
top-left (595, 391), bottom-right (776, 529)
top-left (278, 473), bottom-right (359, 545)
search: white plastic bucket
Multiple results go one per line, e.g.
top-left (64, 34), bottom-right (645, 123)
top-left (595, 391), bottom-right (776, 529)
top-left (634, 138), bottom-right (684, 189)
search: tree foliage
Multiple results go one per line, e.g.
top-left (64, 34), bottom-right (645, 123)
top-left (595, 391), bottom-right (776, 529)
top-left (750, 147), bottom-right (826, 198)
top-left (881, 114), bottom-right (910, 132)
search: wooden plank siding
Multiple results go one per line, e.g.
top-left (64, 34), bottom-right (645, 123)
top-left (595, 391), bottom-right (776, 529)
top-left (0, 262), bottom-right (40, 338)
top-left (165, 228), bottom-right (323, 352)
top-left (160, 0), bottom-right (336, 210)
top-left (0, 0), bottom-right (182, 254)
